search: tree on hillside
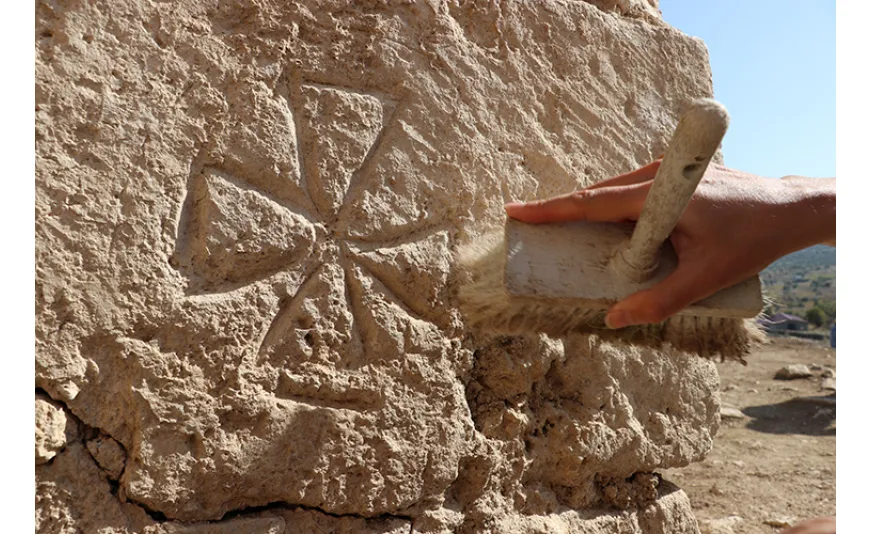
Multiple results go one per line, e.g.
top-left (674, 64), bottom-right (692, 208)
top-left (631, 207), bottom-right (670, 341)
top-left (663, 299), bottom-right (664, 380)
top-left (806, 307), bottom-right (827, 328)
top-left (816, 299), bottom-right (836, 321)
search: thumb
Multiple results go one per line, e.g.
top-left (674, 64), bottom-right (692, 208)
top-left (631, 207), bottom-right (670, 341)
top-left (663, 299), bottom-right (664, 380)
top-left (604, 264), bottom-right (716, 328)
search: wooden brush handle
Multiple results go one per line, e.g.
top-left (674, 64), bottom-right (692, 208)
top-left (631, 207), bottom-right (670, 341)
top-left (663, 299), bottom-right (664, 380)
top-left (612, 98), bottom-right (730, 282)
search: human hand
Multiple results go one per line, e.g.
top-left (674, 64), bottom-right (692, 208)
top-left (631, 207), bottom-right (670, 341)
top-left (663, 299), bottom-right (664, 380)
top-left (504, 159), bottom-right (836, 328)
top-left (778, 516), bottom-right (835, 534)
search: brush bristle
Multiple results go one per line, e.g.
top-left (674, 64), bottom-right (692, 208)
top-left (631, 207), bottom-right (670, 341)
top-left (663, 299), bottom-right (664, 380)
top-left (455, 230), bottom-right (765, 362)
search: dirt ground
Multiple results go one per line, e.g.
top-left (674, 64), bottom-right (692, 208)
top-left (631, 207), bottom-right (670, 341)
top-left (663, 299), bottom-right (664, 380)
top-left (662, 336), bottom-right (836, 534)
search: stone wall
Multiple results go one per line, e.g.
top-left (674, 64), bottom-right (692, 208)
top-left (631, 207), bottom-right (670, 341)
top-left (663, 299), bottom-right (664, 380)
top-left (36, 1), bottom-right (719, 532)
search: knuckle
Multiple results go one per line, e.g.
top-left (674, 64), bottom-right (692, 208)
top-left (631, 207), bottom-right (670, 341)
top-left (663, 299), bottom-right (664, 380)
top-left (577, 188), bottom-right (602, 200)
top-left (569, 190), bottom-right (593, 206)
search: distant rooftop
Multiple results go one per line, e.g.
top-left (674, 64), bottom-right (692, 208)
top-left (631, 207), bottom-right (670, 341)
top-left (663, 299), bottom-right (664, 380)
top-left (760, 313), bottom-right (808, 325)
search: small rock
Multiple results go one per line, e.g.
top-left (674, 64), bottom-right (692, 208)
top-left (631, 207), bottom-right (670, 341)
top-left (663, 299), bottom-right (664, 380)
top-left (55, 381), bottom-right (80, 402)
top-left (764, 516), bottom-right (797, 528)
top-left (780, 386), bottom-right (799, 392)
top-left (698, 515), bottom-right (743, 534)
top-left (821, 367), bottom-right (835, 378)
top-left (809, 363), bottom-right (823, 371)
top-left (775, 364), bottom-right (814, 380)
top-left (747, 388), bottom-right (758, 393)
top-left (719, 406), bottom-right (746, 420)
top-left (723, 384), bottom-right (737, 392)
top-left (35, 393), bottom-right (77, 464)
top-left (86, 435), bottom-right (127, 480)
top-left (821, 377), bottom-right (836, 391)
top-left (730, 460), bottom-right (745, 468)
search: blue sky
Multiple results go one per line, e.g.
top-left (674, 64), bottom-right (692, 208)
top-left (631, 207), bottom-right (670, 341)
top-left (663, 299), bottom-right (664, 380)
top-left (659, 1), bottom-right (835, 179)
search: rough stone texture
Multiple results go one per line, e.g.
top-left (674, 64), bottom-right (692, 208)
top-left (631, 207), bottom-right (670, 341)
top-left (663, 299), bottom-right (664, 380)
top-left (35, 440), bottom-right (410, 533)
top-left (465, 335), bottom-right (718, 520)
top-left (698, 515), bottom-right (743, 534)
top-left (438, 482), bottom-right (702, 534)
top-left (585, 0), bottom-right (663, 22)
top-left (86, 433), bottom-right (127, 480)
top-left (274, 509), bottom-right (409, 534)
top-left (36, 442), bottom-right (155, 534)
top-left (36, 0), bottom-right (718, 531)
top-left (35, 392), bottom-right (78, 464)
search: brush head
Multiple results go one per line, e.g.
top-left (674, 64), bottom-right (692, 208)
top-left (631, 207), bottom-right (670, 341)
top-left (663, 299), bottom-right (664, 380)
top-left (504, 219), bottom-right (765, 318)
top-left (456, 225), bottom-right (766, 361)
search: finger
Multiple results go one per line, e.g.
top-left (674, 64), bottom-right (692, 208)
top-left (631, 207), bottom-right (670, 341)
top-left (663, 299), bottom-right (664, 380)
top-left (604, 261), bottom-right (722, 328)
top-left (584, 158), bottom-right (662, 191)
top-left (505, 159), bottom-right (661, 223)
top-left (505, 183), bottom-right (648, 224)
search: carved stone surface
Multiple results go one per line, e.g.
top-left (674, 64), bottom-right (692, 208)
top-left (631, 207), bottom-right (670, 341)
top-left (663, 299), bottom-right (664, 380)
top-left (36, 0), bottom-right (718, 531)
top-left (35, 442), bottom-right (410, 533)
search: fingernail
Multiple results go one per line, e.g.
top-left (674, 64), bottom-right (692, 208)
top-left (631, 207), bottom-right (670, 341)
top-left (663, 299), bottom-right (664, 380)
top-left (504, 202), bottom-right (523, 216)
top-left (605, 310), bottom-right (634, 329)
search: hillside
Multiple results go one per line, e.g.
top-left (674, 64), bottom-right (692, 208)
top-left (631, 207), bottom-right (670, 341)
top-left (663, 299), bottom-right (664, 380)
top-left (760, 245), bottom-right (836, 325)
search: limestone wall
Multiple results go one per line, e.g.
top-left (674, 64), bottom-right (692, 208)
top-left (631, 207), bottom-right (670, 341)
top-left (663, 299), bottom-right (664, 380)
top-left (36, 1), bottom-right (718, 532)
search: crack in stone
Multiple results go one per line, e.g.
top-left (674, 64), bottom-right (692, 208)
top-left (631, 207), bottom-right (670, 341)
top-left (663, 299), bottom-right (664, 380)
top-left (218, 501), bottom-right (414, 524)
top-left (36, 387), bottom-right (416, 527)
